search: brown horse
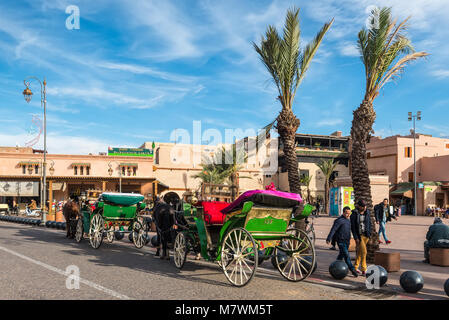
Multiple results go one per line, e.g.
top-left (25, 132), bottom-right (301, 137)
top-left (63, 200), bottom-right (80, 238)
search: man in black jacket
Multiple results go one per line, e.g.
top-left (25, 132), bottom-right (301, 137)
top-left (326, 206), bottom-right (358, 277)
top-left (374, 198), bottom-right (396, 244)
top-left (351, 200), bottom-right (372, 275)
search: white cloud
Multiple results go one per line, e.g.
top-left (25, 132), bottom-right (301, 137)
top-left (339, 42), bottom-right (359, 57)
top-left (430, 69), bottom-right (449, 79)
top-left (317, 118), bottom-right (343, 127)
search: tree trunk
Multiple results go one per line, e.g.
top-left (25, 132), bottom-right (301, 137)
top-left (350, 100), bottom-right (378, 263)
top-left (324, 180), bottom-right (329, 215)
top-left (277, 108), bottom-right (304, 229)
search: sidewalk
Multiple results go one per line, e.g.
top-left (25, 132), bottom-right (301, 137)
top-left (309, 215), bottom-right (449, 300)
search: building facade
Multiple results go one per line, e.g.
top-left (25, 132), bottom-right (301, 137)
top-left (366, 134), bottom-right (449, 215)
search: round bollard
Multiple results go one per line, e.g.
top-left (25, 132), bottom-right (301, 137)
top-left (114, 231), bottom-right (124, 240)
top-left (45, 221), bottom-right (51, 228)
top-left (61, 222), bottom-right (66, 230)
top-left (150, 235), bottom-right (159, 247)
top-left (303, 255), bottom-right (317, 274)
top-left (444, 279), bottom-right (449, 297)
top-left (366, 265), bottom-right (388, 287)
top-left (400, 271), bottom-right (424, 293)
top-left (329, 260), bottom-right (349, 280)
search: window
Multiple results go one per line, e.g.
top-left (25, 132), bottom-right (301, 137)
top-left (367, 152), bottom-right (371, 159)
top-left (408, 172), bottom-right (414, 182)
top-left (133, 167), bottom-right (137, 176)
top-left (122, 167), bottom-right (125, 176)
top-left (80, 166), bottom-right (84, 175)
top-left (22, 165), bottom-right (26, 174)
top-left (74, 166), bottom-right (78, 175)
top-left (35, 165), bottom-right (39, 174)
top-left (86, 167), bottom-right (90, 175)
top-left (299, 169), bottom-right (309, 179)
top-left (404, 147), bottom-right (412, 158)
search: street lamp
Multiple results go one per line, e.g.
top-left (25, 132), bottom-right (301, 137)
top-left (23, 77), bottom-right (47, 222)
top-left (408, 111), bottom-right (421, 216)
top-left (108, 161), bottom-right (122, 193)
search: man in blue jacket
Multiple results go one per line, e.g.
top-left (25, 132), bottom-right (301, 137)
top-left (326, 206), bottom-right (358, 277)
top-left (351, 200), bottom-right (371, 275)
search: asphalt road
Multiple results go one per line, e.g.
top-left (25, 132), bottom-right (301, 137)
top-left (0, 221), bottom-right (392, 300)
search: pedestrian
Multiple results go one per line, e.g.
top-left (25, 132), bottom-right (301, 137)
top-left (350, 200), bottom-right (371, 275)
top-left (425, 206), bottom-right (432, 216)
top-left (326, 206), bottom-right (358, 277)
top-left (374, 198), bottom-right (394, 244)
top-left (423, 218), bottom-right (449, 263)
top-left (444, 207), bottom-right (449, 219)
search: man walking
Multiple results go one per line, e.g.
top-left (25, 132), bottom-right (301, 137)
top-left (326, 206), bottom-right (358, 277)
top-left (423, 218), bottom-right (449, 263)
top-left (350, 200), bottom-right (371, 275)
top-left (375, 198), bottom-right (395, 244)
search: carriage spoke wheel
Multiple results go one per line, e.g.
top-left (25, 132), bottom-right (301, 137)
top-left (132, 220), bottom-right (146, 249)
top-left (106, 227), bottom-right (114, 243)
top-left (89, 214), bottom-right (104, 249)
top-left (274, 228), bottom-right (315, 282)
top-left (174, 232), bottom-right (188, 269)
top-left (221, 228), bottom-right (257, 287)
top-left (75, 218), bottom-right (83, 243)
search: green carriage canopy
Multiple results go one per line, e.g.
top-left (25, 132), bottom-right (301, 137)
top-left (101, 192), bottom-right (144, 206)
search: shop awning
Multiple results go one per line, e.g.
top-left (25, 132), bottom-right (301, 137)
top-left (70, 162), bottom-right (91, 167)
top-left (391, 183), bottom-right (414, 198)
top-left (18, 161), bottom-right (40, 166)
top-left (119, 163), bottom-right (138, 168)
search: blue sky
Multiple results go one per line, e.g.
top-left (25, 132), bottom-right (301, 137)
top-left (0, 0), bottom-right (448, 154)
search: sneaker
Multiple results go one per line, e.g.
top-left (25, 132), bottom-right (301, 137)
top-left (329, 246), bottom-right (337, 251)
top-left (356, 270), bottom-right (362, 275)
top-left (351, 270), bottom-right (358, 277)
top-left (361, 271), bottom-right (366, 276)
top-left (386, 240), bottom-right (392, 244)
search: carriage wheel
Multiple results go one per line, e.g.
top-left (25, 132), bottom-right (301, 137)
top-left (132, 220), bottom-right (146, 249)
top-left (75, 218), bottom-right (83, 243)
top-left (89, 214), bottom-right (104, 249)
top-left (221, 228), bottom-right (258, 287)
top-left (274, 228), bottom-right (315, 282)
top-left (173, 232), bottom-right (188, 269)
top-left (106, 228), bottom-right (114, 243)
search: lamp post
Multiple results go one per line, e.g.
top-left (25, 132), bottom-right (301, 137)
top-left (408, 111), bottom-right (421, 216)
top-left (23, 77), bottom-right (47, 222)
top-left (108, 161), bottom-right (122, 193)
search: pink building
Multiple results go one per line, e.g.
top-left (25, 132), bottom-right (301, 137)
top-left (366, 134), bottom-right (449, 215)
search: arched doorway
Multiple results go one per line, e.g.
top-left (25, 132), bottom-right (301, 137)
top-left (163, 192), bottom-right (180, 206)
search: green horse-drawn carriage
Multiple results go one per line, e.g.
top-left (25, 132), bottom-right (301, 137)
top-left (173, 189), bottom-right (315, 287)
top-left (74, 192), bottom-right (148, 249)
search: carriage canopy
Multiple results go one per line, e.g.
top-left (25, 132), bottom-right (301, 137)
top-left (100, 192), bottom-right (144, 206)
top-left (220, 189), bottom-right (302, 214)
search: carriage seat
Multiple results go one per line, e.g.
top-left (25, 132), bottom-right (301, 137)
top-left (200, 201), bottom-right (229, 225)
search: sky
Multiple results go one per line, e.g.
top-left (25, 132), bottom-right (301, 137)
top-left (0, 0), bottom-right (448, 154)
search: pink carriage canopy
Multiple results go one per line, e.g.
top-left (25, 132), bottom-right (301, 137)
top-left (221, 189), bottom-right (303, 214)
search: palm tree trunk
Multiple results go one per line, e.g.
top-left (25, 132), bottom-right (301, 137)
top-left (324, 180), bottom-right (329, 215)
top-left (277, 108), bottom-right (304, 229)
top-left (350, 100), bottom-right (378, 263)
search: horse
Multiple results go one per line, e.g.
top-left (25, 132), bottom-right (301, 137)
top-left (63, 199), bottom-right (80, 238)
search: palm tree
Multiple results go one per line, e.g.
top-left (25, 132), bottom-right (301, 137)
top-left (317, 159), bottom-right (337, 215)
top-left (254, 8), bottom-right (333, 196)
top-left (299, 174), bottom-right (312, 203)
top-left (350, 7), bottom-right (428, 261)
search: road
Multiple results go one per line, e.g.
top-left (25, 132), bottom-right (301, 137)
top-left (0, 221), bottom-right (389, 300)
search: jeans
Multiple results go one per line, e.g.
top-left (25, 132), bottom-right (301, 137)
top-left (337, 241), bottom-right (355, 271)
top-left (378, 221), bottom-right (388, 241)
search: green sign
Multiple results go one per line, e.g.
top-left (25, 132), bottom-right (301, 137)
top-left (108, 147), bottom-right (154, 157)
